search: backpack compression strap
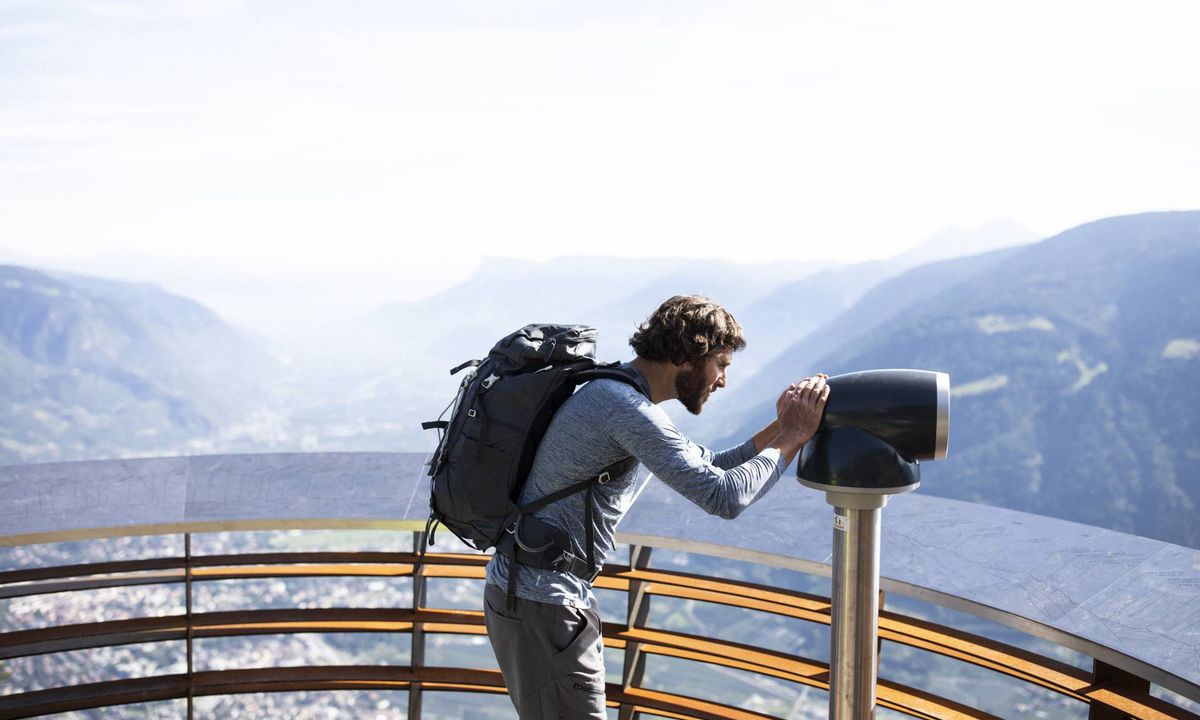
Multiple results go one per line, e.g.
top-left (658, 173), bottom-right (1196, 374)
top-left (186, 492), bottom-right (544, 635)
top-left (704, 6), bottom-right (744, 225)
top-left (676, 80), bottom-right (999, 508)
top-left (419, 359), bottom-right (483, 432)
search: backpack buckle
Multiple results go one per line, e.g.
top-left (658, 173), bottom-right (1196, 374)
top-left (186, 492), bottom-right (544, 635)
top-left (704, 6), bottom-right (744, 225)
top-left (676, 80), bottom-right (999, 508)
top-left (597, 471), bottom-right (611, 485)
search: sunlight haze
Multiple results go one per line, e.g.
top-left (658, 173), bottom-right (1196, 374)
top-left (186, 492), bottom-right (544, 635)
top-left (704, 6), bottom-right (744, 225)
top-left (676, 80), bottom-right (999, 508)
top-left (3, 0), bottom-right (1198, 327)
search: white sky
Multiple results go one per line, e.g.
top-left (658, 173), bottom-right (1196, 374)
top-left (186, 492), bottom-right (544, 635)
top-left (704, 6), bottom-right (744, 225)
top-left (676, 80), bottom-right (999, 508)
top-left (2, 0), bottom-right (1199, 305)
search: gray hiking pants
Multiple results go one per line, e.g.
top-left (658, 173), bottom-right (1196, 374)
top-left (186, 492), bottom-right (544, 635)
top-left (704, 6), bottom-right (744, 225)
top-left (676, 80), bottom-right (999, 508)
top-left (483, 582), bottom-right (608, 719)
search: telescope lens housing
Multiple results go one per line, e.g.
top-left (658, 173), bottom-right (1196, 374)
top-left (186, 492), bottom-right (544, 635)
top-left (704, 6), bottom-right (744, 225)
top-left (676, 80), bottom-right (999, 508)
top-left (819, 369), bottom-right (950, 462)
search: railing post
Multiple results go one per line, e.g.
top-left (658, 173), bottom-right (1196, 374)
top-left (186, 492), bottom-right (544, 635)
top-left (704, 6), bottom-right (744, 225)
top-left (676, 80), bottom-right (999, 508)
top-left (619, 544), bottom-right (653, 720)
top-left (409, 531), bottom-right (429, 720)
top-left (1089, 660), bottom-right (1150, 720)
top-left (184, 533), bottom-right (194, 720)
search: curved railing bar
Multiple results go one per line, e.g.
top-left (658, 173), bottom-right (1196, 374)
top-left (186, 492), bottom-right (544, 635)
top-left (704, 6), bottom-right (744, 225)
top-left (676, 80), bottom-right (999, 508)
top-left (615, 526), bottom-right (1200, 705)
top-left (2, 453), bottom-right (1199, 708)
top-left (605, 629), bottom-right (1003, 720)
top-left (8, 514), bottom-right (1196, 704)
top-left (4, 610), bottom-right (1184, 719)
top-left (0, 615), bottom-right (1004, 719)
top-left (0, 665), bottom-right (798, 720)
top-left (1, 551), bottom-right (1187, 708)
top-left (2, 553), bottom-right (1194, 718)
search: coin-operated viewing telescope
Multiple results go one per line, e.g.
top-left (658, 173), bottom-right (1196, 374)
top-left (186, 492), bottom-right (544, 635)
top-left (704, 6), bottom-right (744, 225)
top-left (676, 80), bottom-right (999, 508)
top-left (797, 369), bottom-right (950, 720)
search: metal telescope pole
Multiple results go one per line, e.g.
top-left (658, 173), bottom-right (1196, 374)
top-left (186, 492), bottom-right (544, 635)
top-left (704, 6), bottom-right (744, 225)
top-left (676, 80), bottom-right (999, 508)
top-left (799, 432), bottom-right (924, 720)
top-left (797, 368), bottom-right (950, 719)
top-left (827, 492), bottom-right (888, 719)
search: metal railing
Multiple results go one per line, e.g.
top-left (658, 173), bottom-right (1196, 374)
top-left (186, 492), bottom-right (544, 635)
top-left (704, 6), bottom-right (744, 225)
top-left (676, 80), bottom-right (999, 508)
top-left (2, 533), bottom-right (1196, 720)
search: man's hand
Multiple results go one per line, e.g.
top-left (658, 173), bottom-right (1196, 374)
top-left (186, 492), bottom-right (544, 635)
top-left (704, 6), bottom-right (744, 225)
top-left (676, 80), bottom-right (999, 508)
top-left (752, 374), bottom-right (831, 462)
top-left (776, 374), bottom-right (830, 446)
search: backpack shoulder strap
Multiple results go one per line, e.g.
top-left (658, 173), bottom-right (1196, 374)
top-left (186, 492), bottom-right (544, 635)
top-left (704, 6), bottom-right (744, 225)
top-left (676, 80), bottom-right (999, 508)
top-left (572, 364), bottom-right (650, 398)
top-left (494, 362), bottom-right (648, 603)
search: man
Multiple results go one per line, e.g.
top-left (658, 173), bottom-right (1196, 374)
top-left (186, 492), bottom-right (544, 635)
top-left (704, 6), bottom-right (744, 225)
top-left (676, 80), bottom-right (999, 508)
top-left (484, 294), bottom-right (829, 718)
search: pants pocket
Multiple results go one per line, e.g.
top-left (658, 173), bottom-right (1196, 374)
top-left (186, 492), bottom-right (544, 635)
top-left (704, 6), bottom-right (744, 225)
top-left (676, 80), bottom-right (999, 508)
top-left (552, 606), bottom-right (603, 674)
top-left (484, 583), bottom-right (522, 624)
top-left (538, 673), bottom-right (607, 719)
top-left (550, 604), bottom-right (606, 711)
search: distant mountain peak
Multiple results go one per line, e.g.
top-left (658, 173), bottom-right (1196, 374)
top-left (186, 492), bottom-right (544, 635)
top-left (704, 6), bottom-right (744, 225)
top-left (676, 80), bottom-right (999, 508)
top-left (894, 218), bottom-right (1039, 267)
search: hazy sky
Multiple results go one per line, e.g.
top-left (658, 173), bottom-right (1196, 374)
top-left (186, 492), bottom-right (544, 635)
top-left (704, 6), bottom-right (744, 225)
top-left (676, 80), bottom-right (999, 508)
top-left (3, 0), bottom-right (1198, 304)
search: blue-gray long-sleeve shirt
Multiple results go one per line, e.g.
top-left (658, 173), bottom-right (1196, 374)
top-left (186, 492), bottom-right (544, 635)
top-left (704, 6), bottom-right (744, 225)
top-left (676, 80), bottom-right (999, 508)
top-left (485, 363), bottom-right (791, 608)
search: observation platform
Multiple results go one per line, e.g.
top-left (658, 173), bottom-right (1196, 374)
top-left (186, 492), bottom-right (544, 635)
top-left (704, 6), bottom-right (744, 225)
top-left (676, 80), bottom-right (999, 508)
top-left (1, 452), bottom-right (1199, 719)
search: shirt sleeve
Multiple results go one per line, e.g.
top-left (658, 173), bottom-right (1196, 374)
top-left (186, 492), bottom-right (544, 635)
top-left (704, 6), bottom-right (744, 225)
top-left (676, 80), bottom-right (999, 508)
top-left (709, 438), bottom-right (760, 470)
top-left (605, 392), bottom-right (789, 519)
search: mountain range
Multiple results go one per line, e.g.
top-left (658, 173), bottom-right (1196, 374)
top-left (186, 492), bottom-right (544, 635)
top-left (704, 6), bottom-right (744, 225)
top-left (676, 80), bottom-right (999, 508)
top-left (720, 211), bottom-right (1200, 546)
top-left (0, 265), bottom-right (281, 462)
top-left (3, 213), bottom-right (1196, 548)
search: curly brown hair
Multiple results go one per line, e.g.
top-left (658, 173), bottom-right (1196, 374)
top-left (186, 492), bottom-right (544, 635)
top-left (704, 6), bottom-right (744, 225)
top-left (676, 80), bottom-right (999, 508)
top-left (629, 295), bottom-right (746, 365)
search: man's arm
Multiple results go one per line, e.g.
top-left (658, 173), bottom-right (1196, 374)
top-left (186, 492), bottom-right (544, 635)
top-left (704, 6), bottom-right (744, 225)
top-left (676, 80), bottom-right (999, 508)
top-left (751, 418), bottom-right (782, 454)
top-left (607, 375), bottom-right (830, 519)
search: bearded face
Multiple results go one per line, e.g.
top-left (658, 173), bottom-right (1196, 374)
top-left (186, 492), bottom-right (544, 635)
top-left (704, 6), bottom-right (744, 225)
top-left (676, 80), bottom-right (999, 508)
top-left (675, 362), bottom-right (714, 415)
